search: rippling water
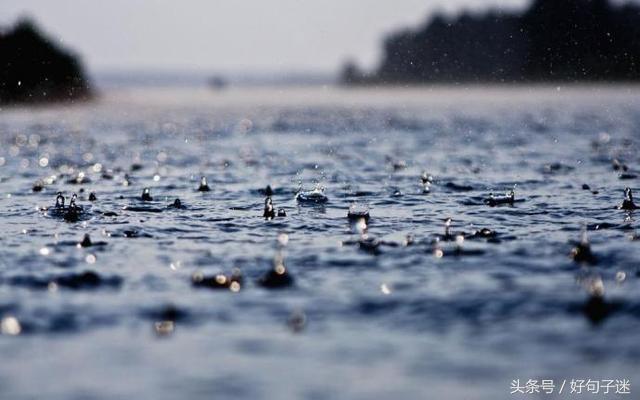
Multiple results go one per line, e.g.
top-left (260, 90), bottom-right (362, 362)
top-left (1, 86), bottom-right (639, 399)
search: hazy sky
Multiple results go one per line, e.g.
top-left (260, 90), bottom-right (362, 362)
top-left (0, 0), bottom-right (528, 74)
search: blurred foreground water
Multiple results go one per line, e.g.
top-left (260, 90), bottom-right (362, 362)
top-left (0, 86), bottom-right (639, 399)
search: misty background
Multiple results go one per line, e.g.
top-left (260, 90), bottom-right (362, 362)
top-left (0, 0), bottom-right (531, 86)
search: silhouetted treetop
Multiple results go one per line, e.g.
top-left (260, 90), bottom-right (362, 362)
top-left (342, 0), bottom-right (640, 84)
top-left (0, 18), bottom-right (92, 104)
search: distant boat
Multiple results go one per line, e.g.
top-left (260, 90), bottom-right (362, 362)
top-left (208, 76), bottom-right (228, 90)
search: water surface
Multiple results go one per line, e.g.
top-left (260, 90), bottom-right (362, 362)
top-left (0, 86), bottom-right (639, 399)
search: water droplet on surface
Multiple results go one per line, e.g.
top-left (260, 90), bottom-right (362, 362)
top-left (154, 320), bottom-right (175, 337)
top-left (380, 283), bottom-right (392, 295)
top-left (229, 281), bottom-right (241, 292)
top-left (354, 218), bottom-right (367, 235)
top-left (587, 277), bottom-right (605, 297)
top-left (277, 233), bottom-right (289, 247)
top-left (1, 316), bottom-right (21, 336)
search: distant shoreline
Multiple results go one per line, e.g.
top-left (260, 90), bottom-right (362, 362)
top-left (342, 0), bottom-right (640, 86)
top-left (0, 18), bottom-right (92, 106)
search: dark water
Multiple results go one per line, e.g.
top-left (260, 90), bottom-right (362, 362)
top-left (0, 86), bottom-right (639, 399)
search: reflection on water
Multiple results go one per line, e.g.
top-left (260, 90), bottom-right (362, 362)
top-left (0, 86), bottom-right (639, 399)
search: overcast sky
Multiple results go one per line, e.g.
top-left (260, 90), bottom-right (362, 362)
top-left (0, 0), bottom-right (529, 74)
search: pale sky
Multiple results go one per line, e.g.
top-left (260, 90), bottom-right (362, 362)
top-left (0, 0), bottom-right (528, 74)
